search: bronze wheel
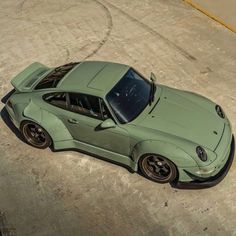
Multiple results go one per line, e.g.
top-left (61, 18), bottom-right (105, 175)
top-left (21, 121), bottom-right (52, 149)
top-left (139, 154), bottom-right (177, 183)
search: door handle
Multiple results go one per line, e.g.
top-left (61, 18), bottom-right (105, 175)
top-left (68, 118), bottom-right (79, 124)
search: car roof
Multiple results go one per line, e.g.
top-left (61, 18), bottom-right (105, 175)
top-left (56, 61), bottom-right (130, 97)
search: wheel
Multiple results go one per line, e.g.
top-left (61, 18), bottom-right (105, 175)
top-left (20, 121), bottom-right (52, 149)
top-left (139, 154), bottom-right (177, 183)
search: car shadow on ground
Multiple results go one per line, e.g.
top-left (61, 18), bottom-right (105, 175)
top-left (52, 147), bottom-right (136, 174)
top-left (1, 89), bottom-right (15, 104)
top-left (1, 89), bottom-right (26, 143)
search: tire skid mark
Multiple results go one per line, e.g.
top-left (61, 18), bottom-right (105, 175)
top-left (82, 0), bottom-right (113, 60)
top-left (9, 0), bottom-right (113, 62)
top-left (103, 0), bottom-right (197, 61)
top-left (56, 43), bottom-right (71, 63)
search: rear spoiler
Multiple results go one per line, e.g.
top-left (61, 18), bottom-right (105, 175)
top-left (11, 62), bottom-right (50, 92)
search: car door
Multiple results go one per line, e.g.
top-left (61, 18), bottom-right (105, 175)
top-left (59, 92), bottom-right (130, 156)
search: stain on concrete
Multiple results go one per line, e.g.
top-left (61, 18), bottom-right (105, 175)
top-left (0, 212), bottom-right (16, 236)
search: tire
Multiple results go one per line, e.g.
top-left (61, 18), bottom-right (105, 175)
top-left (139, 154), bottom-right (177, 184)
top-left (20, 121), bottom-right (52, 149)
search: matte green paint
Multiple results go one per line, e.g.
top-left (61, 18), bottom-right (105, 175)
top-left (100, 119), bottom-right (116, 129)
top-left (11, 62), bottom-right (50, 92)
top-left (57, 61), bottom-right (129, 98)
top-left (24, 100), bottom-right (73, 142)
top-left (6, 61), bottom-right (233, 183)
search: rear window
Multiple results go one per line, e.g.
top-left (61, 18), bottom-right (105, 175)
top-left (35, 62), bottom-right (79, 90)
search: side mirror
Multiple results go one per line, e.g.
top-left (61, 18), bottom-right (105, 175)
top-left (100, 118), bottom-right (116, 129)
top-left (150, 72), bottom-right (157, 82)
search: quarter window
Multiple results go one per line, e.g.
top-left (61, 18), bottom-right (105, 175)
top-left (43, 92), bottom-right (67, 109)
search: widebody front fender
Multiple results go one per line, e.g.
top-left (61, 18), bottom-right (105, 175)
top-left (131, 140), bottom-right (200, 181)
top-left (132, 139), bottom-right (198, 168)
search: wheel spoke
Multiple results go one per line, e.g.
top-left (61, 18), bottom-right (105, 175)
top-left (152, 156), bottom-right (159, 162)
top-left (40, 133), bottom-right (46, 139)
top-left (162, 166), bottom-right (169, 174)
top-left (30, 127), bottom-right (36, 132)
top-left (149, 165), bottom-right (155, 172)
top-left (154, 165), bottom-right (161, 173)
top-left (24, 123), bottom-right (48, 147)
top-left (161, 160), bottom-right (168, 165)
top-left (39, 134), bottom-right (45, 142)
top-left (143, 155), bottom-right (172, 181)
top-left (147, 160), bottom-right (156, 166)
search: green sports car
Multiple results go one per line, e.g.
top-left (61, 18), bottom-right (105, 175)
top-left (5, 61), bottom-right (235, 188)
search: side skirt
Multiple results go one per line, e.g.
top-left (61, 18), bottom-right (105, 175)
top-left (53, 139), bottom-right (138, 172)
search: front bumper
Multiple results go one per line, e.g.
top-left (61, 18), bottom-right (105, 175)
top-left (173, 135), bottom-right (235, 189)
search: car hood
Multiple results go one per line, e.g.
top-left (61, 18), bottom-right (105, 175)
top-left (134, 86), bottom-right (224, 151)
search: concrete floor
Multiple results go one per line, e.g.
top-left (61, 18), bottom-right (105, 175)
top-left (192, 0), bottom-right (236, 30)
top-left (0, 0), bottom-right (236, 235)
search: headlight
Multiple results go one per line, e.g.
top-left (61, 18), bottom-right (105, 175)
top-left (215, 105), bottom-right (225, 118)
top-left (196, 146), bottom-right (207, 161)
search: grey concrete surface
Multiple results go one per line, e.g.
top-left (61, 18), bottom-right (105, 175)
top-left (193, 0), bottom-right (236, 29)
top-left (0, 0), bottom-right (236, 235)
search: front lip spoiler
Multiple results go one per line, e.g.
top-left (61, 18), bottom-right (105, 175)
top-left (172, 135), bottom-right (235, 189)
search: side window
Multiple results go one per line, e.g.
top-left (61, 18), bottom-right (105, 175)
top-left (43, 92), bottom-right (67, 109)
top-left (69, 93), bottom-right (110, 120)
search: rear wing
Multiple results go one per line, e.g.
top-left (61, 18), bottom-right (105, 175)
top-left (11, 62), bottom-right (50, 92)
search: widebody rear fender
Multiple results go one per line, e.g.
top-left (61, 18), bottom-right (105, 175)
top-left (23, 100), bottom-right (73, 142)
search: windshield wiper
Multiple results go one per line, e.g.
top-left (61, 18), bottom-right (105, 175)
top-left (149, 81), bottom-right (156, 105)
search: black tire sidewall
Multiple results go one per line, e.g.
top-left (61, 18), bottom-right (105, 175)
top-left (20, 121), bottom-right (52, 149)
top-left (139, 154), bottom-right (178, 184)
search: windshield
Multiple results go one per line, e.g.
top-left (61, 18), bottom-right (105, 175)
top-left (106, 68), bottom-right (152, 124)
